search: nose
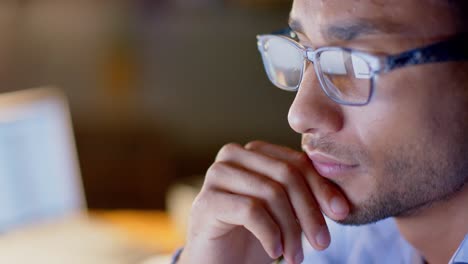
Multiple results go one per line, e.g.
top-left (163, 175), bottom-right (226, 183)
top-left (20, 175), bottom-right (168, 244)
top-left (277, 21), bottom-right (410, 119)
top-left (288, 66), bottom-right (344, 135)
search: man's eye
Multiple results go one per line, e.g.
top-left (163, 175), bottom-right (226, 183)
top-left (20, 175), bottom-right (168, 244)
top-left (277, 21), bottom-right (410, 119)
top-left (289, 30), bottom-right (299, 41)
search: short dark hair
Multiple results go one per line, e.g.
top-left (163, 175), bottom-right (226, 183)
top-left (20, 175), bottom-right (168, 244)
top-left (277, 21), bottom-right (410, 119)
top-left (430, 0), bottom-right (468, 32)
top-left (447, 0), bottom-right (468, 32)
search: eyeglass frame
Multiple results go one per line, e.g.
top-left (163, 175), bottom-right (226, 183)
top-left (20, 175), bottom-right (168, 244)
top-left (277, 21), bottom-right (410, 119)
top-left (256, 28), bottom-right (468, 106)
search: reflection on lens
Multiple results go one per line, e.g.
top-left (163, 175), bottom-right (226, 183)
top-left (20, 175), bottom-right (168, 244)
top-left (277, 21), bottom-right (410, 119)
top-left (261, 36), bottom-right (303, 90)
top-left (317, 49), bottom-right (372, 104)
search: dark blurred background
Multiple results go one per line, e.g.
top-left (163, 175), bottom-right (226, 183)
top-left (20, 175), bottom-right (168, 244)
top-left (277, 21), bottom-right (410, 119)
top-left (0, 0), bottom-right (299, 210)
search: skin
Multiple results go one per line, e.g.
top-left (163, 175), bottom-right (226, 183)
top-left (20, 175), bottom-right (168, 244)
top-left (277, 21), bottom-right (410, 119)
top-left (179, 1), bottom-right (468, 264)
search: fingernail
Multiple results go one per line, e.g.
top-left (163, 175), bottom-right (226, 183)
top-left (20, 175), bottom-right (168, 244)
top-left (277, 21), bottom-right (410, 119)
top-left (330, 197), bottom-right (349, 216)
top-left (294, 249), bottom-right (304, 264)
top-left (316, 227), bottom-right (330, 248)
top-left (274, 242), bottom-right (283, 258)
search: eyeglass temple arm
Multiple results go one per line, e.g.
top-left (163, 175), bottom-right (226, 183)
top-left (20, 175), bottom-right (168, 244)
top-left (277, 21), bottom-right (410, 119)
top-left (385, 34), bottom-right (468, 72)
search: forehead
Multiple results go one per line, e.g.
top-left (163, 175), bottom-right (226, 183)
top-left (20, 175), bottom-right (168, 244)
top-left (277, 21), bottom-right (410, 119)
top-left (291, 0), bottom-right (459, 44)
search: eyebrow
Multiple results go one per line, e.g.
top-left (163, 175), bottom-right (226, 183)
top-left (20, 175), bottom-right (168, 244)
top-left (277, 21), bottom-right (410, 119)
top-left (288, 17), bottom-right (402, 42)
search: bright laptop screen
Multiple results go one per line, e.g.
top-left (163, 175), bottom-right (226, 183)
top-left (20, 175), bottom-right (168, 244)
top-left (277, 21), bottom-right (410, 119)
top-left (0, 88), bottom-right (84, 232)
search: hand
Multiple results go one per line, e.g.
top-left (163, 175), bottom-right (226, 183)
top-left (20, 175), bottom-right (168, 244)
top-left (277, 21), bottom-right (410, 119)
top-left (178, 141), bottom-right (350, 264)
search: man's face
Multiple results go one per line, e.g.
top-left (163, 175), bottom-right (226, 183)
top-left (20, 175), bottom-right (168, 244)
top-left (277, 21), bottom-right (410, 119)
top-left (288, 0), bottom-right (468, 225)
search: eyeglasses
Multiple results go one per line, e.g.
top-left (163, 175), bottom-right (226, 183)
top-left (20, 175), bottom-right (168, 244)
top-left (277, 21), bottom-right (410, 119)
top-left (257, 29), bottom-right (468, 106)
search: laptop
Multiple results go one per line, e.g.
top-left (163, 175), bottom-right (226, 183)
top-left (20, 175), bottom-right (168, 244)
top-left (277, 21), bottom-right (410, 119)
top-left (0, 87), bottom-right (84, 231)
top-left (0, 87), bottom-right (154, 264)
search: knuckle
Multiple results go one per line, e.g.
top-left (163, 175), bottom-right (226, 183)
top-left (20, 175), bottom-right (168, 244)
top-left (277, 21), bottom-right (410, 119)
top-left (207, 162), bottom-right (224, 176)
top-left (206, 161), bottom-right (232, 182)
top-left (217, 143), bottom-right (241, 160)
top-left (263, 182), bottom-right (285, 202)
top-left (277, 162), bottom-right (300, 181)
top-left (245, 140), bottom-right (265, 150)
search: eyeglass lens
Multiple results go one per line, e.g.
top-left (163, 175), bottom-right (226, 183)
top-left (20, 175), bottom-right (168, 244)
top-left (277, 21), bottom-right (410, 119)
top-left (259, 36), bottom-right (373, 105)
top-left (261, 36), bottom-right (304, 90)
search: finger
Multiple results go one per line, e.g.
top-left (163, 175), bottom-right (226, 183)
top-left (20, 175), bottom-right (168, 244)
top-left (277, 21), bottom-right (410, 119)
top-left (217, 144), bottom-right (330, 251)
top-left (200, 190), bottom-right (284, 260)
top-left (206, 162), bottom-right (304, 264)
top-left (245, 141), bottom-right (350, 250)
top-left (245, 141), bottom-right (350, 220)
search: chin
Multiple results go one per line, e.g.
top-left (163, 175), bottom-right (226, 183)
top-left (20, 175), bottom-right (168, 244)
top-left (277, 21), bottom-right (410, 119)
top-left (334, 192), bottom-right (390, 226)
top-left (335, 207), bottom-right (391, 226)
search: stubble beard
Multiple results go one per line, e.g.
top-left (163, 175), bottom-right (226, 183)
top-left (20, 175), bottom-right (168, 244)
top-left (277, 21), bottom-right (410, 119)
top-left (338, 145), bottom-right (468, 226)
top-left (336, 112), bottom-right (468, 226)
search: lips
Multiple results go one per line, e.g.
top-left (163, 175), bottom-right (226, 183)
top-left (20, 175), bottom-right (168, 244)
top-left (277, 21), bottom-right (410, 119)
top-left (307, 153), bottom-right (359, 179)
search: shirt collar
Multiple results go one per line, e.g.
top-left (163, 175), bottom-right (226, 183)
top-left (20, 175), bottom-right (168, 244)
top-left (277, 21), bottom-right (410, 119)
top-left (450, 234), bottom-right (468, 264)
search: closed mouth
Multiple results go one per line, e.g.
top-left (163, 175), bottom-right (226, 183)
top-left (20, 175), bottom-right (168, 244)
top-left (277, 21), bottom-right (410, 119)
top-left (307, 152), bottom-right (359, 178)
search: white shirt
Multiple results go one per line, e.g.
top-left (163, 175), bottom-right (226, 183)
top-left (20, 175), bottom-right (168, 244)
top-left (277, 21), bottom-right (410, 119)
top-left (171, 217), bottom-right (468, 264)
top-left (294, 218), bottom-right (468, 264)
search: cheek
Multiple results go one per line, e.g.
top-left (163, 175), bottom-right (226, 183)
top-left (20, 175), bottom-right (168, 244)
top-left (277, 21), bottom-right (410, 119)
top-left (339, 100), bottom-right (430, 204)
top-left (349, 63), bottom-right (467, 179)
top-left (346, 69), bottom-right (440, 173)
